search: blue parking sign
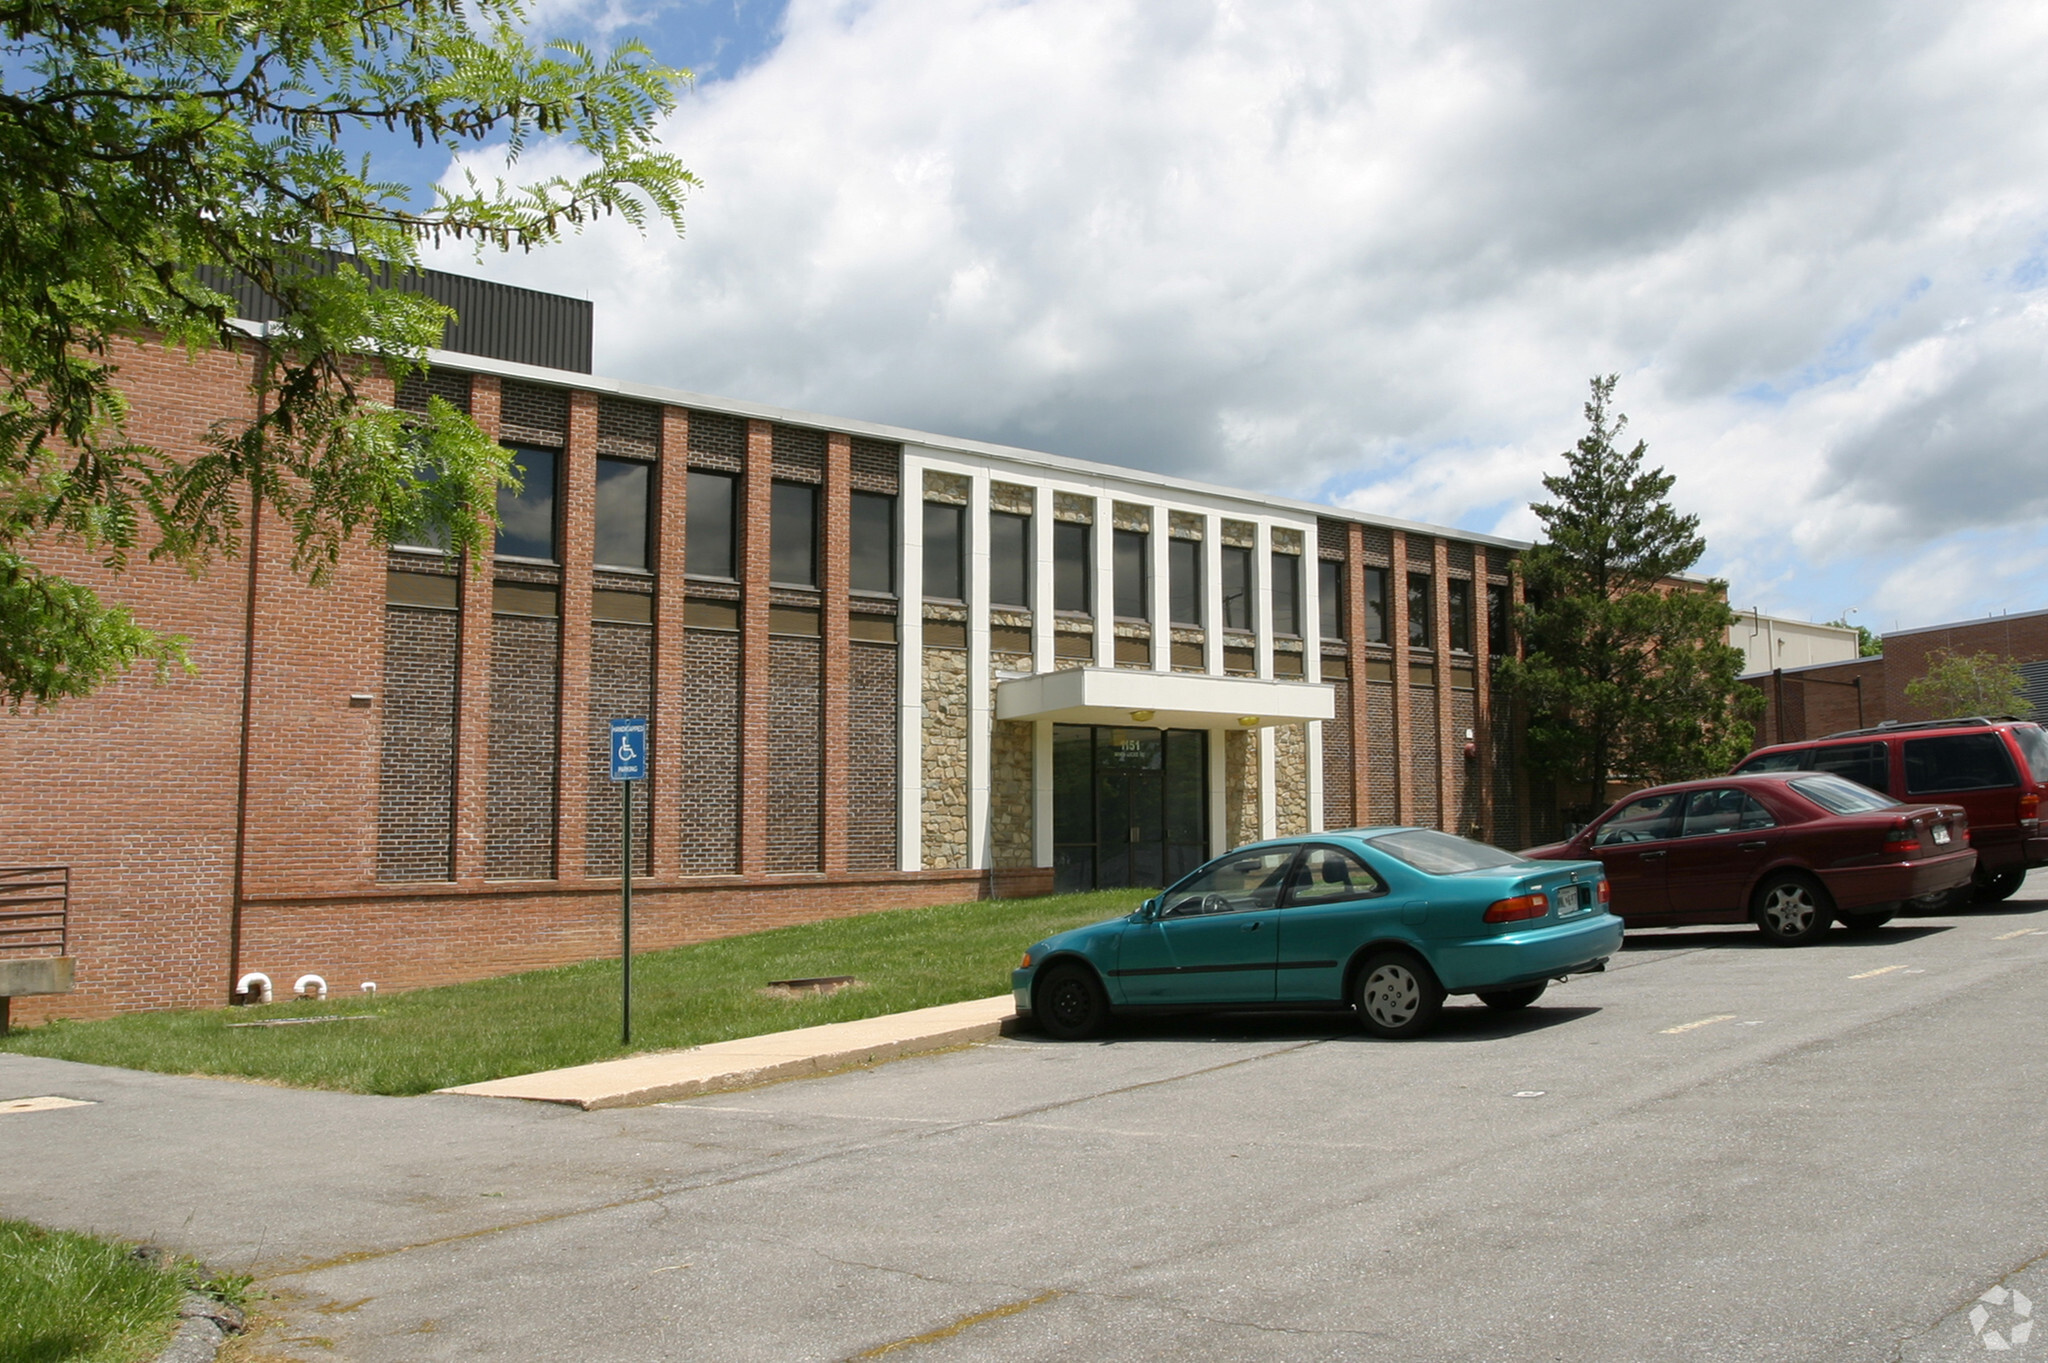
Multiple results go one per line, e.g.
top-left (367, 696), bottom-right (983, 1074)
top-left (609, 717), bottom-right (647, 781)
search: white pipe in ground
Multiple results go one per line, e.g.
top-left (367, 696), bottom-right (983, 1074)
top-left (294, 974), bottom-right (328, 1001)
top-left (235, 973), bottom-right (272, 1005)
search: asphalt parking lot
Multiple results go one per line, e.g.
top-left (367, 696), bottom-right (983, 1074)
top-left (4, 881), bottom-right (2047, 1362)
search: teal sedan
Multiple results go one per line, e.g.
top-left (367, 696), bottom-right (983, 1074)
top-left (1013, 828), bottom-right (1620, 1040)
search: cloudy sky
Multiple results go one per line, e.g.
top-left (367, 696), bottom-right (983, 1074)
top-left (418, 0), bottom-right (2048, 636)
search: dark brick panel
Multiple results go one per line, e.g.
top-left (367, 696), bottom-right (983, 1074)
top-left (680, 628), bottom-right (740, 874)
top-left (585, 622), bottom-right (653, 875)
top-left (1367, 682), bottom-right (1398, 823)
top-left (1409, 685), bottom-right (1441, 825)
top-left (378, 606), bottom-right (458, 881)
top-left (486, 614), bottom-right (560, 879)
top-left (849, 438), bottom-right (900, 495)
top-left (847, 642), bottom-right (899, 871)
top-left (501, 380), bottom-right (568, 447)
top-left (1322, 678), bottom-right (1355, 829)
top-left (767, 636), bottom-right (824, 872)
top-left (597, 397), bottom-right (660, 459)
top-left (1452, 689), bottom-right (1478, 834)
top-left (771, 424), bottom-right (825, 483)
top-left (687, 410), bottom-right (746, 471)
top-left (396, 370), bottom-right (471, 415)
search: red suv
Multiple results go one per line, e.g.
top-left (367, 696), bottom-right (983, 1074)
top-left (1734, 717), bottom-right (2048, 902)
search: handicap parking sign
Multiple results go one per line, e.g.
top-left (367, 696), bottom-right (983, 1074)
top-left (609, 717), bottom-right (647, 781)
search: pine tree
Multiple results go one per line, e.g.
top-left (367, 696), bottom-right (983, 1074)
top-left (1497, 376), bottom-right (1761, 813)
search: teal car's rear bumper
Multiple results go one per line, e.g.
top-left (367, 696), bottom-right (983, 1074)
top-left (1432, 911), bottom-right (1624, 993)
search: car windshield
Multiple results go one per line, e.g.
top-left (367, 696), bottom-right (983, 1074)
top-left (2011, 724), bottom-right (2048, 784)
top-left (1366, 829), bottom-right (1525, 874)
top-left (1791, 773), bottom-right (1899, 815)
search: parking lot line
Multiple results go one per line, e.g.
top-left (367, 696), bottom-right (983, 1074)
top-left (1995, 928), bottom-right (2042, 941)
top-left (1660, 1014), bottom-right (1737, 1035)
top-left (1849, 964), bottom-right (1909, 980)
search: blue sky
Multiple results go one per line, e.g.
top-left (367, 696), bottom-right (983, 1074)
top-left (387, 0), bottom-right (2048, 637)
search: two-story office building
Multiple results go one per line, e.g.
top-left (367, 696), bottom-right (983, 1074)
top-left (4, 273), bottom-right (1533, 1019)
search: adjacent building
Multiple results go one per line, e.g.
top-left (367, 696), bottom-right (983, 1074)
top-left (4, 274), bottom-right (1538, 1020)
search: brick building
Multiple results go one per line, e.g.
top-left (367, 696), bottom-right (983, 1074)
top-left (1750, 610), bottom-right (2048, 745)
top-left (5, 276), bottom-right (1540, 1020)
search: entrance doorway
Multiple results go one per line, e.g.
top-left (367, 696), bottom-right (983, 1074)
top-left (1053, 725), bottom-right (1209, 893)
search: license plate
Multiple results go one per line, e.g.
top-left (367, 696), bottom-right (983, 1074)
top-left (1554, 884), bottom-right (1585, 916)
top-left (1933, 825), bottom-right (1951, 846)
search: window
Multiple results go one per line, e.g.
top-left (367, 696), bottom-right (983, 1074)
top-left (1169, 539), bottom-right (1202, 626)
top-left (1487, 582), bottom-right (1510, 657)
top-left (1270, 552), bottom-right (1301, 637)
top-left (1591, 793), bottom-right (1681, 846)
top-left (1319, 560), bottom-right (1344, 640)
top-left (1160, 848), bottom-right (1295, 917)
top-left (770, 482), bottom-right (817, 586)
top-left (1053, 520), bottom-right (1091, 612)
top-left (850, 491), bottom-right (895, 594)
top-left (1113, 529), bottom-right (1148, 619)
top-left (685, 470), bottom-right (737, 578)
top-left (594, 458), bottom-right (651, 570)
top-left (1407, 572), bottom-right (1432, 648)
top-left (1679, 789), bottom-right (1776, 838)
top-left (496, 445), bottom-right (558, 561)
top-left (1810, 741), bottom-right (1888, 793)
top-left (990, 511), bottom-right (1031, 608)
top-left (1365, 828), bottom-right (1523, 872)
top-left (1793, 774), bottom-right (1899, 814)
top-left (1448, 579), bottom-right (1472, 652)
top-left (1736, 747), bottom-right (1813, 774)
top-left (924, 501), bottom-right (965, 601)
top-left (1221, 545), bottom-right (1254, 631)
top-left (1365, 567), bottom-right (1388, 643)
top-left (1287, 846), bottom-right (1384, 905)
top-left (393, 450), bottom-right (451, 553)
top-left (1904, 733), bottom-right (2019, 795)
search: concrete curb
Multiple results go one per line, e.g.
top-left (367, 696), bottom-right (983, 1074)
top-left (437, 995), bottom-right (1025, 1110)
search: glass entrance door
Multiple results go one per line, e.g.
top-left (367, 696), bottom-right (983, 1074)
top-left (1054, 725), bottom-right (1208, 892)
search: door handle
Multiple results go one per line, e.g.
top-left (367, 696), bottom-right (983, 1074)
top-left (1737, 841), bottom-right (1767, 851)
top-left (1639, 850), bottom-right (1666, 860)
top-left (1243, 920), bottom-right (1262, 932)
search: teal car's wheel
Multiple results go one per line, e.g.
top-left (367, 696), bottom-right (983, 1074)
top-left (1477, 983), bottom-right (1546, 1011)
top-left (1034, 962), bottom-right (1111, 1041)
top-left (1753, 873), bottom-right (1833, 946)
top-left (1354, 951), bottom-right (1445, 1040)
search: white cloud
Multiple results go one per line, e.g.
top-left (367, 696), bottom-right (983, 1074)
top-left (432, 0), bottom-right (2048, 629)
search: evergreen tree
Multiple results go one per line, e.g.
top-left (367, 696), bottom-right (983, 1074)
top-left (1498, 376), bottom-right (1761, 811)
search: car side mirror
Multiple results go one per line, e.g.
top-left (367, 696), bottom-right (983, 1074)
top-left (1139, 897), bottom-right (1160, 920)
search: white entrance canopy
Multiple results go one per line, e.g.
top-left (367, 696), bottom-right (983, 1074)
top-left (994, 667), bottom-right (1335, 730)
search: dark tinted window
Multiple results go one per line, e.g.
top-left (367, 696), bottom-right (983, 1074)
top-left (1448, 579), bottom-right (1472, 652)
top-left (685, 470), bottom-right (736, 578)
top-left (1053, 520), bottom-right (1091, 612)
top-left (990, 511), bottom-right (1031, 607)
top-left (1319, 560), bottom-right (1344, 639)
top-left (1271, 552), bottom-right (1301, 636)
top-left (1793, 774), bottom-right (1899, 814)
top-left (850, 491), bottom-right (895, 593)
top-left (593, 458), bottom-right (650, 570)
top-left (1169, 539), bottom-right (1202, 626)
top-left (1487, 582), bottom-right (1509, 656)
top-left (1678, 789), bottom-right (1776, 837)
top-left (771, 482), bottom-right (817, 586)
top-left (1221, 545), bottom-right (1254, 631)
top-left (1288, 845), bottom-right (1384, 904)
top-left (1904, 733), bottom-right (2019, 794)
top-left (496, 445), bottom-right (558, 560)
top-left (1367, 828), bottom-right (1523, 872)
top-left (1365, 567), bottom-right (1388, 643)
top-left (2012, 724), bottom-right (2048, 783)
top-left (1591, 792), bottom-right (1682, 846)
top-left (1114, 529), bottom-right (1148, 619)
top-left (1736, 747), bottom-right (1813, 774)
top-left (1810, 741), bottom-right (1887, 793)
top-left (1407, 572), bottom-right (1431, 647)
top-left (923, 501), bottom-right (964, 600)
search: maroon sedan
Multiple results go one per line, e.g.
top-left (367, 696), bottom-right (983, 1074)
top-left (1523, 772), bottom-right (1976, 945)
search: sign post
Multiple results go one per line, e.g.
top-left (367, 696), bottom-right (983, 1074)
top-left (608, 717), bottom-right (648, 1045)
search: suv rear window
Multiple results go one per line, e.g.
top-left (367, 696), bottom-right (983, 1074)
top-left (1903, 733), bottom-right (2019, 795)
top-left (1736, 748), bottom-right (1813, 774)
top-left (2011, 724), bottom-right (2048, 784)
top-left (1810, 741), bottom-right (1888, 793)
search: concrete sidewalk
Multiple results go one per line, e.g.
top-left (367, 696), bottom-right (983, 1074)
top-left (439, 994), bottom-right (1023, 1110)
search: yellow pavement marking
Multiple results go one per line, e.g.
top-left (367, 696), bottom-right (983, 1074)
top-left (1995, 928), bottom-right (2042, 941)
top-left (1660, 1014), bottom-right (1737, 1035)
top-left (1849, 964), bottom-right (1908, 980)
top-left (854, 1291), bottom-right (1064, 1358)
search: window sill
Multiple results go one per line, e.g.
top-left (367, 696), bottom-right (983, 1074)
top-left (495, 554), bottom-right (559, 568)
top-left (595, 564), bottom-right (653, 577)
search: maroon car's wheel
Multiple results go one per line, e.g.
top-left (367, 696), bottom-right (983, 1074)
top-left (1753, 873), bottom-right (1833, 945)
top-left (1034, 963), bottom-right (1110, 1041)
top-left (1354, 951), bottom-right (1445, 1039)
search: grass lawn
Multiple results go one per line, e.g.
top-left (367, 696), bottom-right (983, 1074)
top-left (0, 888), bottom-right (1142, 1097)
top-left (0, 1221), bottom-right (195, 1363)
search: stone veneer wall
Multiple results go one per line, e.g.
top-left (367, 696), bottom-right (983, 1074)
top-left (988, 675), bottom-right (1035, 869)
top-left (1224, 728), bottom-right (1262, 848)
top-left (1274, 724), bottom-right (1309, 836)
top-left (921, 643), bottom-right (970, 868)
